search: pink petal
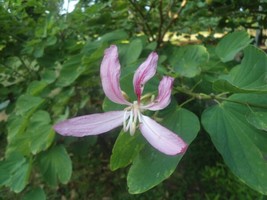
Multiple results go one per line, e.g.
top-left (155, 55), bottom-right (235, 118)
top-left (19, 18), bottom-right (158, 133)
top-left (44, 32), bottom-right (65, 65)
top-left (53, 111), bottom-right (126, 137)
top-left (139, 115), bottom-right (187, 155)
top-left (100, 45), bottom-right (130, 105)
top-left (143, 76), bottom-right (174, 111)
top-left (133, 52), bottom-right (158, 100)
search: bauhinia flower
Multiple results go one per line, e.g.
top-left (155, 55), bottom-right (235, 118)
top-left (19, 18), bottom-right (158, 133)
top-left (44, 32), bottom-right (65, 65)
top-left (53, 45), bottom-right (187, 155)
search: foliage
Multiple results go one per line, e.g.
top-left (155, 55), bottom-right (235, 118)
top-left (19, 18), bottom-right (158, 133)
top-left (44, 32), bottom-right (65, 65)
top-left (0, 0), bottom-right (267, 199)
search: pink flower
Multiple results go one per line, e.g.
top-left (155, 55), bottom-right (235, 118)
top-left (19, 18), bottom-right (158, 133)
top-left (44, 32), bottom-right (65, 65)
top-left (53, 45), bottom-right (187, 155)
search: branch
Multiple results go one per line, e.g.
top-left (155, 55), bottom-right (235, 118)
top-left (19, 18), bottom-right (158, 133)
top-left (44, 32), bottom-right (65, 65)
top-left (128, 0), bottom-right (155, 40)
top-left (157, 0), bottom-right (164, 47)
top-left (175, 86), bottom-right (267, 110)
top-left (158, 0), bottom-right (187, 46)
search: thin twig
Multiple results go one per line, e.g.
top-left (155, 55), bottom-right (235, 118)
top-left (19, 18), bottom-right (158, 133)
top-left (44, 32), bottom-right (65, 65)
top-left (128, 0), bottom-right (155, 40)
top-left (157, 0), bottom-right (164, 47)
top-left (158, 0), bottom-right (187, 46)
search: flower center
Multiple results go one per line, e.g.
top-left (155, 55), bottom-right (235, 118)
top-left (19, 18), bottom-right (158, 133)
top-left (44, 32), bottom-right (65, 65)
top-left (123, 101), bottom-right (142, 136)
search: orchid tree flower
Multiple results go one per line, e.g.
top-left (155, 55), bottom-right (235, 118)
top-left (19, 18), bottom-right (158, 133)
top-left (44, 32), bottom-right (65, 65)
top-left (54, 45), bottom-right (187, 155)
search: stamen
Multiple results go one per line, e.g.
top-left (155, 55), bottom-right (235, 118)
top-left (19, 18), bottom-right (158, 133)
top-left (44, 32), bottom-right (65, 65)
top-left (123, 110), bottom-right (130, 132)
top-left (129, 122), bottom-right (136, 136)
top-left (125, 109), bottom-right (134, 132)
top-left (123, 101), bottom-right (143, 135)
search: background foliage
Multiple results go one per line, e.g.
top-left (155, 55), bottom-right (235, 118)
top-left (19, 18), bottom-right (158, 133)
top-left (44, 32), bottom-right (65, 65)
top-left (0, 0), bottom-right (267, 199)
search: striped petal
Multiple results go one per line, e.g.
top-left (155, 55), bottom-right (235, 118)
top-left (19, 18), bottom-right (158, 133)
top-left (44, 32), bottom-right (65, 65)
top-left (53, 111), bottom-right (126, 137)
top-left (143, 76), bottom-right (174, 111)
top-left (139, 115), bottom-right (187, 155)
top-left (100, 45), bottom-right (130, 105)
top-left (133, 52), bottom-right (158, 100)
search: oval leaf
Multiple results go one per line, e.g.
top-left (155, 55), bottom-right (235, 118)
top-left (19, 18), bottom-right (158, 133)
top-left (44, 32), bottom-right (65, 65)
top-left (170, 45), bottom-right (209, 78)
top-left (202, 94), bottom-right (267, 195)
top-left (127, 106), bottom-right (200, 194)
top-left (37, 145), bottom-right (72, 187)
top-left (213, 45), bottom-right (267, 93)
top-left (215, 31), bottom-right (252, 62)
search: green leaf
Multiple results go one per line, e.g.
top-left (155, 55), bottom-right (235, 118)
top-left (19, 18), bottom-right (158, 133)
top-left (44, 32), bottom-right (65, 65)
top-left (46, 36), bottom-right (57, 46)
top-left (127, 107), bottom-right (200, 194)
top-left (110, 131), bottom-right (145, 171)
top-left (0, 153), bottom-right (31, 193)
top-left (15, 95), bottom-right (44, 115)
top-left (99, 29), bottom-right (128, 42)
top-left (41, 69), bottom-right (57, 84)
top-left (201, 94), bottom-right (267, 195)
top-left (27, 110), bottom-right (55, 154)
top-left (82, 44), bottom-right (106, 65)
top-left (121, 39), bottom-right (143, 65)
top-left (170, 45), bottom-right (209, 78)
top-left (7, 95), bottom-right (45, 156)
top-left (246, 111), bottom-right (267, 131)
top-left (37, 145), bottom-right (72, 187)
top-left (215, 31), bottom-right (252, 62)
top-left (22, 187), bottom-right (46, 200)
top-left (213, 45), bottom-right (267, 93)
top-left (26, 80), bottom-right (48, 96)
top-left (56, 54), bottom-right (83, 87)
top-left (6, 115), bottom-right (31, 156)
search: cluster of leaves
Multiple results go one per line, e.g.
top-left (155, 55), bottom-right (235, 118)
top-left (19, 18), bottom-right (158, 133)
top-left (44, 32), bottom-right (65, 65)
top-left (0, 0), bottom-right (267, 199)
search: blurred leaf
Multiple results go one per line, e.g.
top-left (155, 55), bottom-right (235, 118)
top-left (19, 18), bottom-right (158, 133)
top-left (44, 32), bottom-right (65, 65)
top-left (170, 45), bottom-right (209, 77)
top-left (22, 187), bottom-right (46, 200)
top-left (246, 111), bottom-right (267, 131)
top-left (110, 131), bottom-right (144, 171)
top-left (99, 29), bottom-right (128, 42)
top-left (15, 95), bottom-right (44, 115)
top-left (213, 46), bottom-right (267, 93)
top-left (46, 36), bottom-right (57, 46)
top-left (82, 44), bottom-right (106, 66)
top-left (0, 153), bottom-right (31, 193)
top-left (202, 94), bottom-right (267, 195)
top-left (127, 106), bottom-right (200, 194)
top-left (26, 80), bottom-right (48, 96)
top-left (37, 145), bottom-right (72, 187)
top-left (41, 69), bottom-right (57, 84)
top-left (215, 31), bottom-right (252, 62)
top-left (121, 39), bottom-right (143, 65)
top-left (7, 115), bottom-right (31, 156)
top-left (27, 110), bottom-right (55, 154)
top-left (56, 54), bottom-right (83, 87)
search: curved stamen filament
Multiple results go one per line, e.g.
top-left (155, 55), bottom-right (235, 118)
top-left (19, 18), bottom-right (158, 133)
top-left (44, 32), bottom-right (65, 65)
top-left (123, 101), bottom-right (142, 135)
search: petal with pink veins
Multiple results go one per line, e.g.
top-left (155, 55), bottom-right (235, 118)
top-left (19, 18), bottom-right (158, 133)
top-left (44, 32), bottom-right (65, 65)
top-left (100, 45), bottom-right (130, 105)
top-left (143, 76), bottom-right (174, 111)
top-left (133, 52), bottom-right (158, 100)
top-left (139, 115), bottom-right (187, 155)
top-left (53, 111), bottom-right (127, 137)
